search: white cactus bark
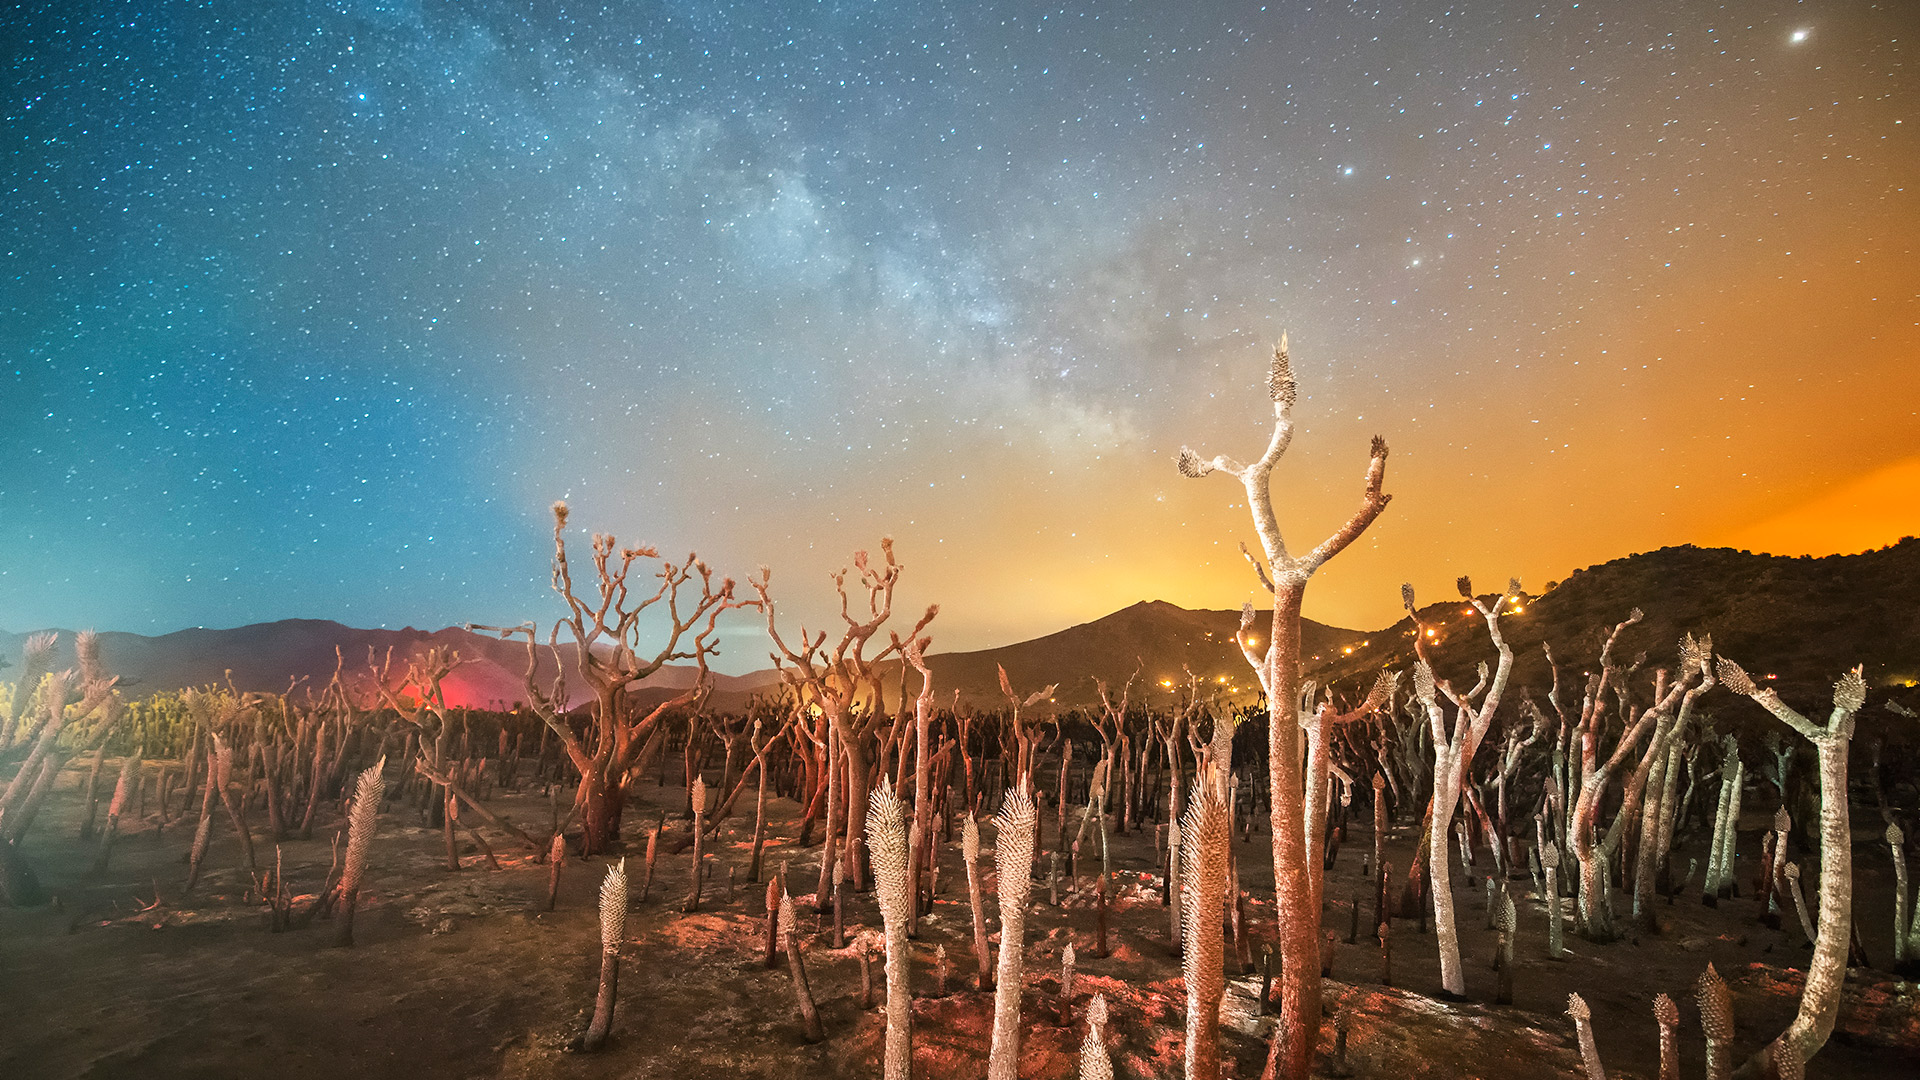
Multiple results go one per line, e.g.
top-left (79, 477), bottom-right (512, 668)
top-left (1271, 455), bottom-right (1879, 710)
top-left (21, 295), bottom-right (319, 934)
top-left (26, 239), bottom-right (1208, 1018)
top-left (1717, 659), bottom-right (1863, 1076)
top-left (1566, 993), bottom-right (1606, 1080)
top-left (1178, 336), bottom-right (1392, 1080)
top-left (1182, 784), bottom-right (1230, 1080)
top-left (986, 786), bottom-right (1037, 1080)
top-left (1080, 992), bottom-right (1112, 1080)
top-left (867, 781), bottom-right (914, 1080)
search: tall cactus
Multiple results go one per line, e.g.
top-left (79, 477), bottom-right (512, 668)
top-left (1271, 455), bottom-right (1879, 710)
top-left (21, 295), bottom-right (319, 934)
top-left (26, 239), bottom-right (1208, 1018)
top-left (963, 816), bottom-right (994, 991)
top-left (333, 757), bottom-right (386, 947)
top-left (1718, 659), bottom-right (1863, 1075)
top-left (1888, 822), bottom-right (1908, 967)
top-left (1696, 962), bottom-right (1734, 1080)
top-left (1182, 782), bottom-right (1230, 1080)
top-left (581, 858), bottom-right (627, 1051)
top-left (867, 781), bottom-right (914, 1080)
top-left (1566, 993), bottom-right (1606, 1080)
top-left (1543, 843), bottom-right (1564, 959)
top-left (987, 785), bottom-right (1037, 1080)
top-left (1652, 992), bottom-right (1679, 1080)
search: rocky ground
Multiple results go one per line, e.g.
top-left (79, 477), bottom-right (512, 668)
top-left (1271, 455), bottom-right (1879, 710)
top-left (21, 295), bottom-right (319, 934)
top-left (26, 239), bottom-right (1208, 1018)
top-left (1, 760), bottom-right (1916, 1079)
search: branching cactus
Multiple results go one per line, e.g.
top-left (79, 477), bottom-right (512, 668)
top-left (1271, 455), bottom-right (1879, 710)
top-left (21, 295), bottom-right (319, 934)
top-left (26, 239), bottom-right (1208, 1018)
top-left (1652, 992), bottom-right (1679, 1080)
top-left (1718, 659), bottom-right (1863, 1075)
top-left (1696, 962), bottom-right (1734, 1080)
top-left (1182, 784), bottom-right (1229, 1080)
top-left (581, 858), bottom-right (627, 1051)
top-left (987, 785), bottom-right (1037, 1080)
top-left (1566, 992), bottom-right (1606, 1080)
top-left (963, 816), bottom-right (994, 991)
top-left (867, 780), bottom-right (914, 1080)
top-left (1180, 335), bottom-right (1392, 1080)
top-left (1080, 992), bottom-right (1113, 1080)
top-left (333, 757), bottom-right (386, 947)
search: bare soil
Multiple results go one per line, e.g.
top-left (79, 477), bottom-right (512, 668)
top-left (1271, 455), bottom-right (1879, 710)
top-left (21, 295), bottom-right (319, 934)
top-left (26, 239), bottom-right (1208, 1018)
top-left (2, 762), bottom-right (1916, 1079)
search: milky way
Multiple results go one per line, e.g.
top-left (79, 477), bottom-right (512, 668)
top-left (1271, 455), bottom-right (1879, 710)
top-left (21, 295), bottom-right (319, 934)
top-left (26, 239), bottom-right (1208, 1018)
top-left (3, 2), bottom-right (1914, 671)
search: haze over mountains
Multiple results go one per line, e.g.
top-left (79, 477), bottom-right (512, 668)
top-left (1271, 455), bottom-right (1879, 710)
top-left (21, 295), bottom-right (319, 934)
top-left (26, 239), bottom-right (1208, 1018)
top-left (4, 542), bottom-right (1917, 714)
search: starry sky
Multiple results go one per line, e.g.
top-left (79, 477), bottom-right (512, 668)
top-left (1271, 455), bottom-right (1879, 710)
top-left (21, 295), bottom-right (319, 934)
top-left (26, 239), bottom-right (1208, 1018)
top-left (3, 1), bottom-right (1915, 674)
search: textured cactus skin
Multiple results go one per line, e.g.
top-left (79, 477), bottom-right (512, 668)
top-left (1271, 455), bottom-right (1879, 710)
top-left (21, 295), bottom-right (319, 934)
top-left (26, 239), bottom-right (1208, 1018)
top-left (867, 782), bottom-right (914, 1080)
top-left (581, 859), bottom-right (627, 1051)
top-left (1566, 993), bottom-right (1605, 1080)
top-left (1080, 992), bottom-right (1112, 1080)
top-left (987, 787), bottom-right (1038, 1080)
top-left (1181, 786), bottom-right (1229, 1080)
top-left (333, 757), bottom-right (386, 948)
top-left (1697, 963), bottom-right (1734, 1080)
top-left (963, 816), bottom-right (995, 991)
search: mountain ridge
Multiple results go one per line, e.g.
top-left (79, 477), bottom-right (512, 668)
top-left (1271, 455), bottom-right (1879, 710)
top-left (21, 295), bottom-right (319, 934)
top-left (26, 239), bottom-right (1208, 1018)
top-left (5, 541), bottom-right (1917, 714)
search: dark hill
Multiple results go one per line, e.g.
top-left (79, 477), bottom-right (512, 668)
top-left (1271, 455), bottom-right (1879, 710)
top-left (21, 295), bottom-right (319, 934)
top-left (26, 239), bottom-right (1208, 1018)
top-left (1303, 540), bottom-right (1920, 715)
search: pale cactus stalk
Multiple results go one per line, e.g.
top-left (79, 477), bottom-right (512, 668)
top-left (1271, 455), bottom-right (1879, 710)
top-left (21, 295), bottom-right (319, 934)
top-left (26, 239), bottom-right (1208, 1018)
top-left (184, 745), bottom-right (219, 895)
top-left (581, 858), bottom-right (627, 1051)
top-left (1182, 785), bottom-right (1229, 1080)
top-left (333, 757), bottom-right (387, 948)
top-left (1718, 659), bottom-right (1862, 1076)
top-left (1888, 822), bottom-right (1907, 966)
top-left (1403, 577), bottom-right (1521, 997)
top-left (780, 889), bottom-right (825, 1041)
top-left (1783, 862), bottom-right (1816, 943)
top-left (1767, 808), bottom-right (1791, 917)
top-left (1543, 844), bottom-right (1564, 959)
top-left (93, 752), bottom-right (141, 873)
top-left (1718, 755), bottom-right (1744, 896)
top-left (935, 943), bottom-right (949, 997)
top-left (1703, 739), bottom-right (1740, 900)
top-left (1494, 889), bottom-right (1516, 1005)
top-left (987, 785), bottom-right (1037, 1080)
top-left (867, 780), bottom-right (913, 1080)
top-left (963, 816), bottom-right (994, 991)
top-left (546, 832), bottom-right (566, 910)
top-left (1652, 993), bottom-right (1679, 1080)
top-left (1179, 335), bottom-right (1392, 1080)
top-left (1167, 815), bottom-right (1184, 954)
top-left (1635, 637), bottom-right (1714, 925)
top-left (1566, 993), bottom-right (1606, 1080)
top-left (685, 775), bottom-right (706, 913)
top-left (1080, 992), bottom-right (1112, 1080)
top-left (1060, 940), bottom-right (1077, 1024)
top-left (1696, 963), bottom-right (1734, 1080)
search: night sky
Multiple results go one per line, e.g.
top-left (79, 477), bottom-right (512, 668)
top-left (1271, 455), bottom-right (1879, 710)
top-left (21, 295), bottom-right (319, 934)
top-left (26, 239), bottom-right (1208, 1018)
top-left (3, 2), bottom-right (1914, 673)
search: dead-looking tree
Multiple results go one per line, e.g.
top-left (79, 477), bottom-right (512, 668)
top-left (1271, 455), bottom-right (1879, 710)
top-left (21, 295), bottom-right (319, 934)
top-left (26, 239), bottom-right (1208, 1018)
top-left (477, 501), bottom-right (750, 856)
top-left (751, 538), bottom-right (936, 892)
top-left (1178, 334), bottom-right (1391, 1080)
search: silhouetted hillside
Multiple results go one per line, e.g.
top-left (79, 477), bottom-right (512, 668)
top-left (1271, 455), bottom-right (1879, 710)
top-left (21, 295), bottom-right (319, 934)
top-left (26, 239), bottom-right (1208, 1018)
top-left (1304, 540), bottom-right (1920, 715)
top-left (7, 541), bottom-right (1916, 719)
